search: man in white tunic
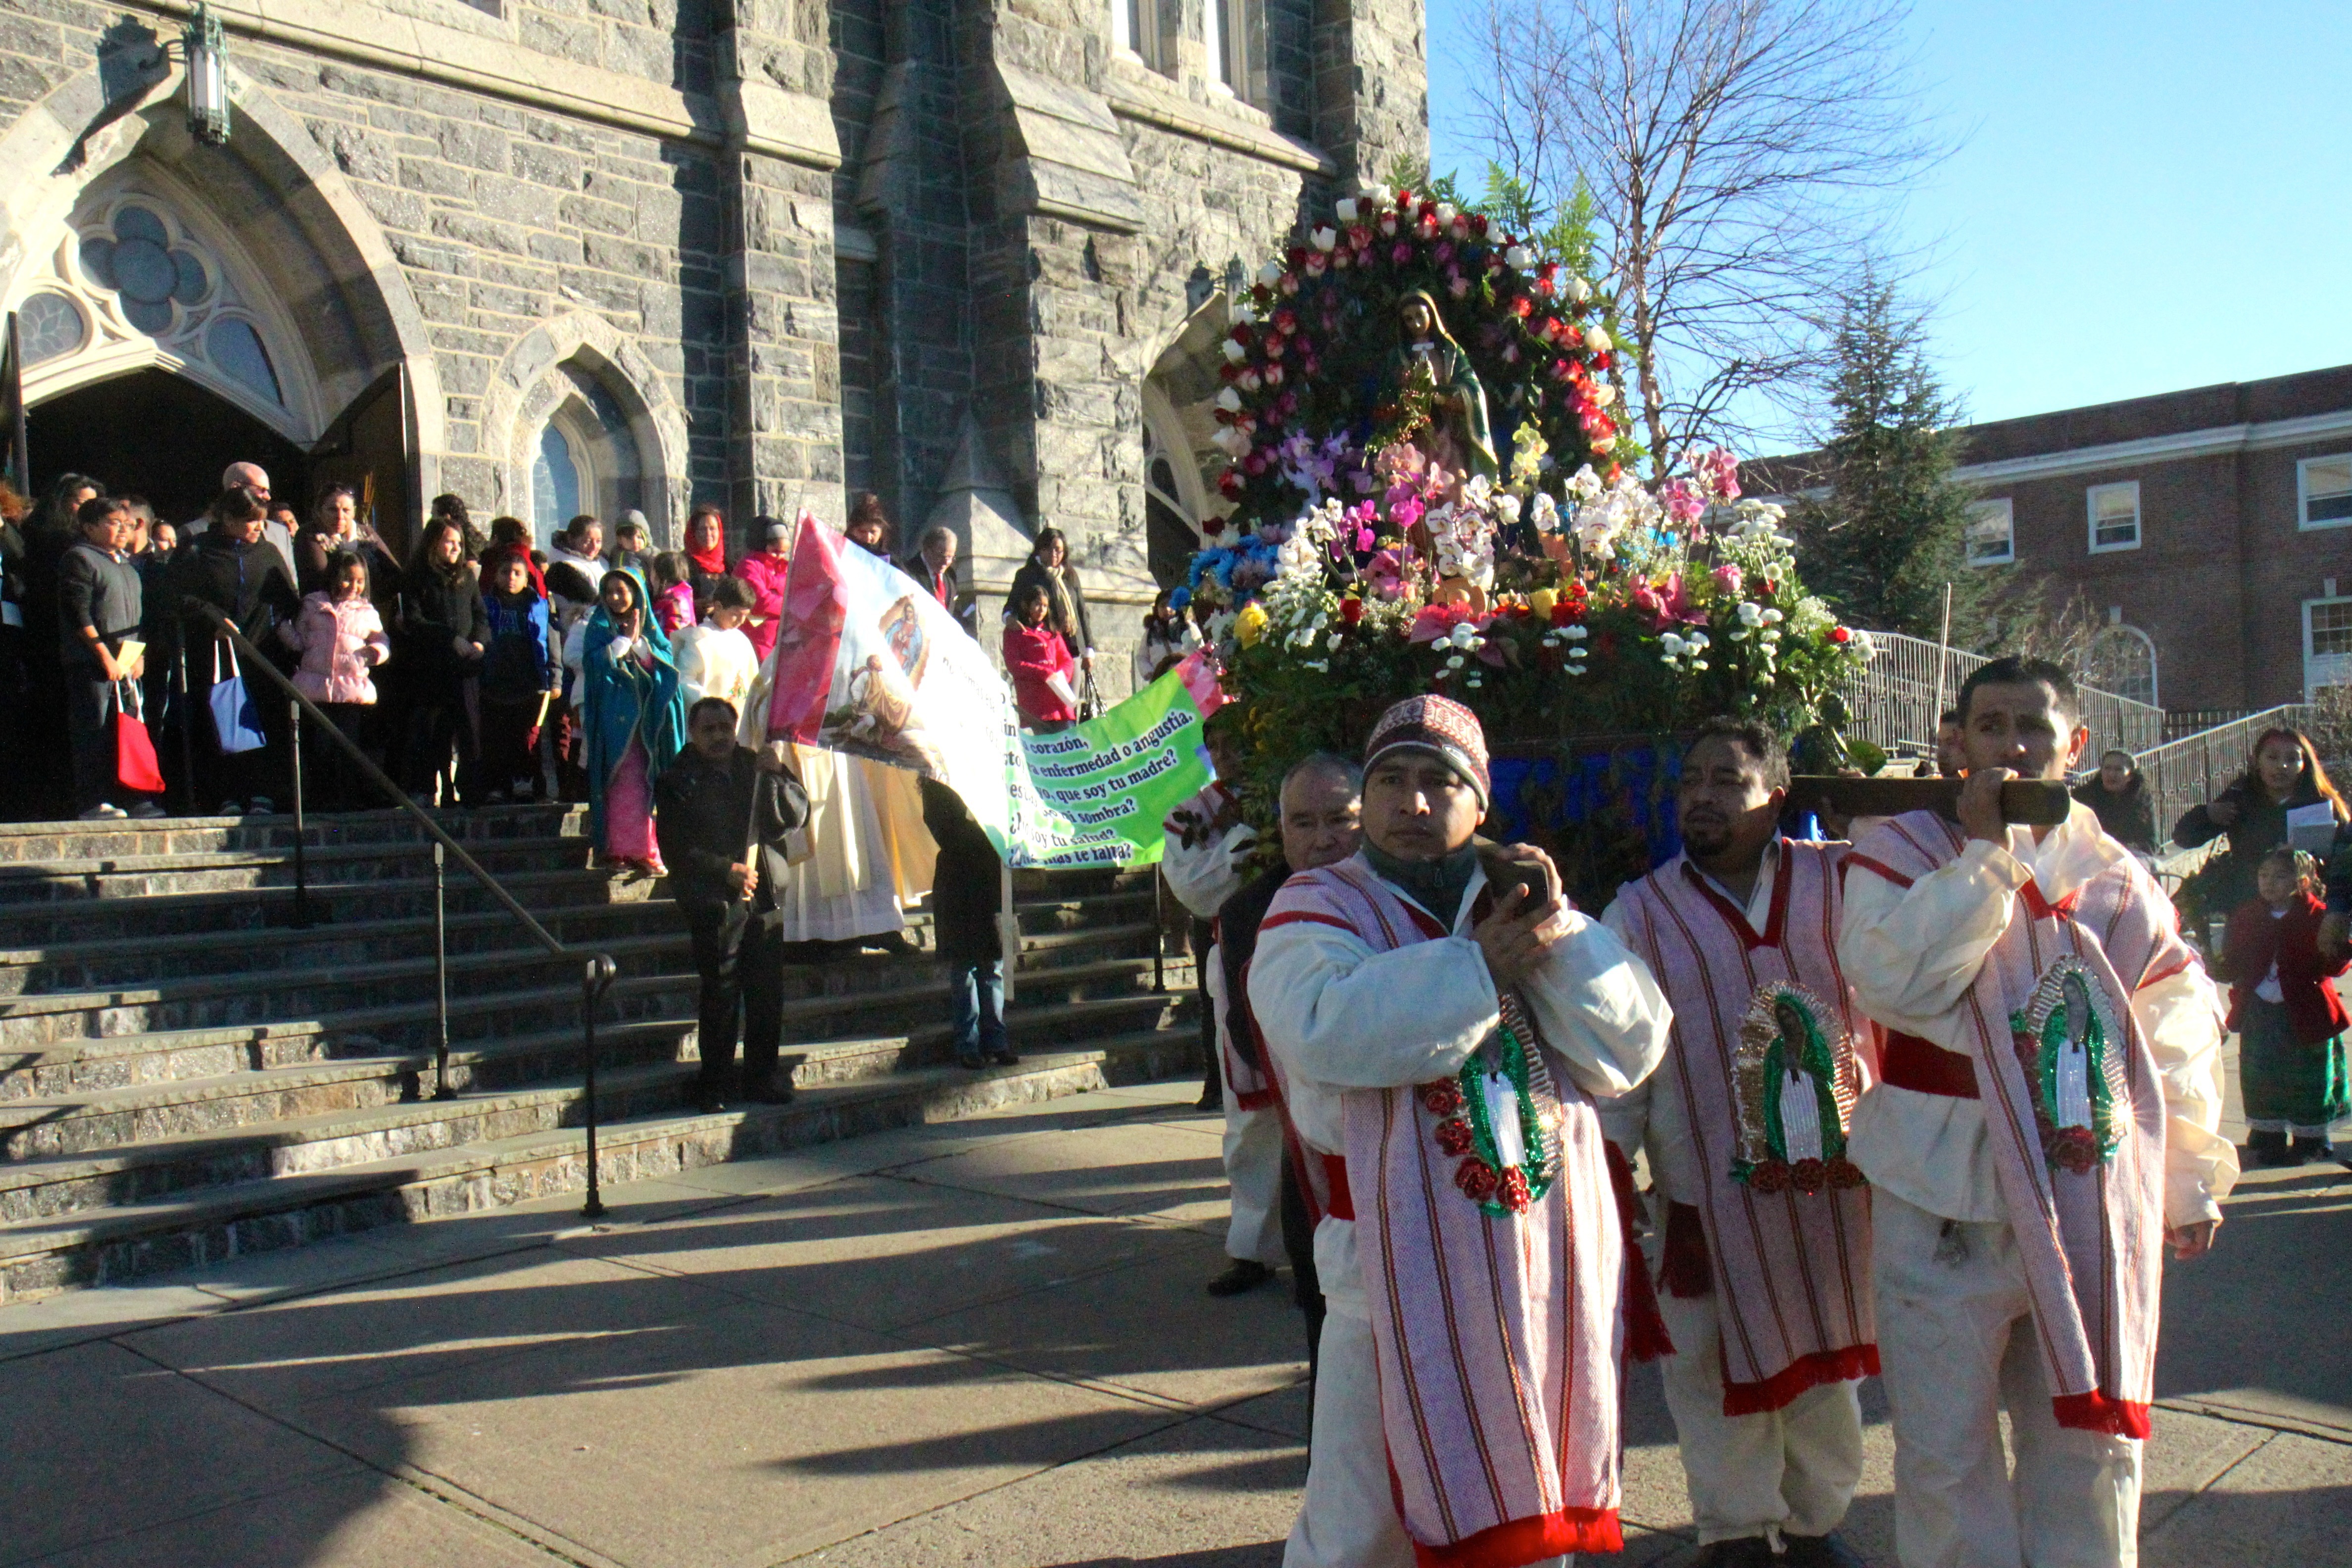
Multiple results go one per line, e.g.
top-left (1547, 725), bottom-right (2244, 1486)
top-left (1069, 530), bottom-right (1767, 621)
top-left (1838, 657), bottom-right (2237, 1568)
top-left (1162, 714), bottom-right (1280, 1295)
top-left (1601, 721), bottom-right (1874, 1568)
top-left (1251, 696), bottom-right (1672, 1568)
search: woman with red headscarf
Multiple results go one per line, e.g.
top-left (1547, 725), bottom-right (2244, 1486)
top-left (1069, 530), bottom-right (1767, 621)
top-left (681, 503), bottom-right (731, 621)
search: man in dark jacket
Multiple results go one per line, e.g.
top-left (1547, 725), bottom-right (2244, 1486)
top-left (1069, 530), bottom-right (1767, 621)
top-left (656, 697), bottom-right (812, 1112)
top-left (920, 777), bottom-right (1016, 1067)
top-left (58, 497), bottom-right (154, 819)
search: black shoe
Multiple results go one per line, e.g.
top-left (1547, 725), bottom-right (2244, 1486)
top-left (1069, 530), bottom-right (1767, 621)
top-left (985, 1045), bottom-right (1020, 1066)
top-left (861, 931), bottom-right (918, 956)
top-left (956, 1051), bottom-right (987, 1070)
top-left (1782, 1531), bottom-right (1868, 1568)
top-left (1195, 1089), bottom-right (1225, 1113)
top-left (2245, 1128), bottom-right (2297, 1169)
top-left (2290, 1135), bottom-right (2335, 1166)
top-left (1694, 1540), bottom-right (1778, 1568)
top-left (1205, 1259), bottom-right (1273, 1297)
top-left (690, 1090), bottom-right (728, 1115)
top-left (739, 1079), bottom-right (796, 1105)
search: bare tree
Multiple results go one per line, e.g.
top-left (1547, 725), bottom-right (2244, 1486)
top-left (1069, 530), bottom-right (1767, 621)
top-left (1457, 0), bottom-right (1948, 471)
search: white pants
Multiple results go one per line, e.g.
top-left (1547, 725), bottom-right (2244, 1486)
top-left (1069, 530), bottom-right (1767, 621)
top-left (1657, 1285), bottom-right (1864, 1546)
top-left (1285, 1222), bottom-right (1569, 1568)
top-left (1223, 1103), bottom-right (1289, 1266)
top-left (1874, 1191), bottom-right (2141, 1568)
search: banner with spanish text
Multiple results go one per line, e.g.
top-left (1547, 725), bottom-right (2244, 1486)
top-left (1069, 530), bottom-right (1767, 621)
top-left (754, 512), bottom-right (1225, 867)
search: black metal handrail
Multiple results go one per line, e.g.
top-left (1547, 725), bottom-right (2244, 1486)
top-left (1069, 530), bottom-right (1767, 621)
top-left (183, 604), bottom-right (621, 1219)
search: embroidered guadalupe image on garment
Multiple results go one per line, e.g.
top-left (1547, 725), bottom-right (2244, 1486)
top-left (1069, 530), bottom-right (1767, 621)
top-left (1422, 990), bottom-right (1566, 1216)
top-left (2011, 957), bottom-right (2130, 1174)
top-left (1730, 983), bottom-right (1864, 1195)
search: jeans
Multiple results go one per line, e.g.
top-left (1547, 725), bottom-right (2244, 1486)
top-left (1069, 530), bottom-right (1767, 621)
top-left (949, 958), bottom-right (1007, 1061)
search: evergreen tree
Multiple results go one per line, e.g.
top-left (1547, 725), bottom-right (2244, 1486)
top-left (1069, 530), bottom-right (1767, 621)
top-left (1795, 281), bottom-right (1980, 639)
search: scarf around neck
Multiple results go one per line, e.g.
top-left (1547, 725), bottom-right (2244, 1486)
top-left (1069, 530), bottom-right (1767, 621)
top-left (1366, 840), bottom-right (1480, 929)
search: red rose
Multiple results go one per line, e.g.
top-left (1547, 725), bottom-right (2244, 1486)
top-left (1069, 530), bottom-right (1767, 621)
top-left (1746, 1160), bottom-right (1791, 1195)
top-left (1790, 1158), bottom-right (1828, 1194)
top-left (1827, 1158), bottom-right (1867, 1189)
top-left (2050, 1127), bottom-right (2101, 1174)
top-left (1829, 626), bottom-right (1852, 644)
top-left (1286, 245), bottom-right (1308, 269)
top-left (1498, 1168), bottom-right (1532, 1213)
top-left (1434, 1118), bottom-right (1474, 1156)
top-left (1420, 1081), bottom-right (1464, 1116)
top-left (1202, 515), bottom-right (1227, 536)
top-left (1455, 1158), bottom-right (1500, 1202)
top-left (1509, 296), bottom-right (1533, 318)
top-left (1217, 472), bottom-right (1244, 498)
top-left (1340, 596), bottom-right (1364, 626)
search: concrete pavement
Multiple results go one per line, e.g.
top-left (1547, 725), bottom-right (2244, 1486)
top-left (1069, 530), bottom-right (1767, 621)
top-left (0, 1074), bottom-right (2344, 1567)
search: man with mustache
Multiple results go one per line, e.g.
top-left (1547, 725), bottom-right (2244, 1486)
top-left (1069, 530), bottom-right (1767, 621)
top-left (1250, 695), bottom-right (1671, 1568)
top-left (1601, 720), bottom-right (1878, 1568)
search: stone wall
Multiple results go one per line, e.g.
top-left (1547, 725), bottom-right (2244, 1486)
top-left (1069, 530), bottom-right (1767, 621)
top-left (0, 0), bottom-right (1426, 691)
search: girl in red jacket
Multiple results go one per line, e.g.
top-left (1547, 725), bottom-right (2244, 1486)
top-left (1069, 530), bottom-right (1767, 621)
top-left (1002, 581), bottom-right (1077, 732)
top-left (2222, 846), bottom-right (2352, 1168)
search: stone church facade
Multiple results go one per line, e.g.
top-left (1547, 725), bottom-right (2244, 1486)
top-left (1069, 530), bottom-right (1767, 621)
top-left (0, 0), bottom-right (1425, 692)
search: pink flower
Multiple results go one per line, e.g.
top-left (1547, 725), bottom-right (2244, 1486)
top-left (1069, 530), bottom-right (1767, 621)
top-left (1390, 493), bottom-right (1426, 530)
top-left (1660, 477), bottom-right (1707, 527)
top-left (1712, 564), bottom-right (1743, 596)
top-left (1631, 574), bottom-right (1707, 632)
top-left (1391, 242), bottom-right (1413, 266)
top-left (1698, 447), bottom-right (1742, 500)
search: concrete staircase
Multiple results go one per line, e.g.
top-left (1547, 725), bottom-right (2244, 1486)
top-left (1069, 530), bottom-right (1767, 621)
top-left (0, 806), bottom-right (1197, 1302)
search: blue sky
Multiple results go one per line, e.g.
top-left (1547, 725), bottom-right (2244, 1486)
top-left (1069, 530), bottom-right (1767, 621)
top-left (1427, 0), bottom-right (2352, 431)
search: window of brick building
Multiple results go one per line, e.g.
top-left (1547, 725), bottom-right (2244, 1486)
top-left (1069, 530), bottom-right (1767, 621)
top-left (2304, 596), bottom-right (2352, 696)
top-left (1965, 498), bottom-right (2014, 566)
top-left (1114, 0), bottom-right (1169, 73)
top-left (1206, 0), bottom-right (1256, 99)
top-left (2087, 481), bottom-right (2140, 553)
top-left (2299, 455), bottom-right (2352, 530)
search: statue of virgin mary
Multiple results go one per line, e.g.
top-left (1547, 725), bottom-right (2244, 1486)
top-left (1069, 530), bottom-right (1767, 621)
top-left (1381, 289), bottom-right (1498, 481)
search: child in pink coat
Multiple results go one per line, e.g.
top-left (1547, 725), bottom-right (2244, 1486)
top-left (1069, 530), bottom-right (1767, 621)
top-left (284, 552), bottom-right (392, 809)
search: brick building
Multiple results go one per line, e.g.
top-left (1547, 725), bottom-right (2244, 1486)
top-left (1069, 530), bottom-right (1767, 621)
top-left (0, 0), bottom-right (1426, 691)
top-left (1948, 364), bottom-right (2352, 713)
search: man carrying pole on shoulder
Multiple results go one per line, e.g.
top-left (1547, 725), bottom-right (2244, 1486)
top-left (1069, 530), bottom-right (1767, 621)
top-left (1601, 719), bottom-right (1877, 1568)
top-left (1249, 694), bottom-right (1673, 1568)
top-left (1837, 656), bottom-right (2237, 1568)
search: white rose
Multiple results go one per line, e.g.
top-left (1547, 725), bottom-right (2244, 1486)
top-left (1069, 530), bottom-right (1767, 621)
top-left (1232, 300), bottom-right (1256, 325)
top-left (1311, 225), bottom-right (1337, 251)
top-left (1215, 387), bottom-right (1242, 412)
top-left (1360, 183), bottom-right (1389, 206)
top-left (1583, 325), bottom-right (1613, 353)
top-left (1435, 202), bottom-right (1457, 226)
top-left (1256, 262), bottom-right (1283, 288)
top-left (1223, 338), bottom-right (1247, 363)
top-left (1335, 197), bottom-right (1358, 224)
top-left (1504, 245), bottom-right (1533, 270)
top-left (1591, 382), bottom-right (1617, 407)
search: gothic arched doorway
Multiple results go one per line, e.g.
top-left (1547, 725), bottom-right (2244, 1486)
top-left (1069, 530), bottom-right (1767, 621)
top-left (25, 367), bottom-right (306, 526)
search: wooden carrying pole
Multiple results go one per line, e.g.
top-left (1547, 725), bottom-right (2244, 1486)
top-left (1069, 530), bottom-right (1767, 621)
top-left (1793, 775), bottom-right (2072, 827)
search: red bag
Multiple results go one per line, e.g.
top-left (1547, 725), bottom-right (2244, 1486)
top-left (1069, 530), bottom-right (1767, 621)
top-left (114, 680), bottom-right (166, 796)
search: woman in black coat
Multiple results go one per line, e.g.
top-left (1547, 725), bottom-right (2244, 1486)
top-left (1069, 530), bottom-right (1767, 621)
top-left (164, 485), bottom-right (302, 814)
top-left (393, 516), bottom-right (488, 803)
top-left (1006, 527), bottom-right (1093, 679)
top-left (2174, 727), bottom-right (2350, 937)
top-left (2072, 748), bottom-right (2156, 853)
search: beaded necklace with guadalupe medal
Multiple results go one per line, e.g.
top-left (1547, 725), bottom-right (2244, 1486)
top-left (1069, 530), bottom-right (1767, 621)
top-left (1422, 990), bottom-right (1566, 1216)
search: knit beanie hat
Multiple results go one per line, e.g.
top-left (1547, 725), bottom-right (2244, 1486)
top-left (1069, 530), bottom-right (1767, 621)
top-left (1364, 694), bottom-right (1490, 809)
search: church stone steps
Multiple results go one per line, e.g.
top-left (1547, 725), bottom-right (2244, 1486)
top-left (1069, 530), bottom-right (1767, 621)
top-left (0, 1025), bottom-right (1197, 1302)
top-left (0, 865), bottom-right (661, 948)
top-left (0, 803), bottom-right (1200, 1305)
top-left (0, 946), bottom-right (1186, 1157)
top-left (0, 988), bottom-right (1195, 1227)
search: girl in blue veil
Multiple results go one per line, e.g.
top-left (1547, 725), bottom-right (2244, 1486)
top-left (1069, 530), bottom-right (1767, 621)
top-left (581, 567), bottom-right (686, 872)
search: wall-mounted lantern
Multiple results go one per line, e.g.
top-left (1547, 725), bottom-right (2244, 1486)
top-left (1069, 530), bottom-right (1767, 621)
top-left (182, 4), bottom-right (230, 146)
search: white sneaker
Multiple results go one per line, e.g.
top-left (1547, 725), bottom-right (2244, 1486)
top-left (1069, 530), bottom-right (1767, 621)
top-left (77, 804), bottom-right (127, 820)
top-left (245, 796), bottom-right (276, 815)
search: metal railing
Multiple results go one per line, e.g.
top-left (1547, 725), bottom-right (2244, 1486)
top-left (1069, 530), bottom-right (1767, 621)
top-left (2134, 703), bottom-right (2311, 851)
top-left (1839, 629), bottom-right (2166, 762)
top-left (184, 605), bottom-right (622, 1220)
